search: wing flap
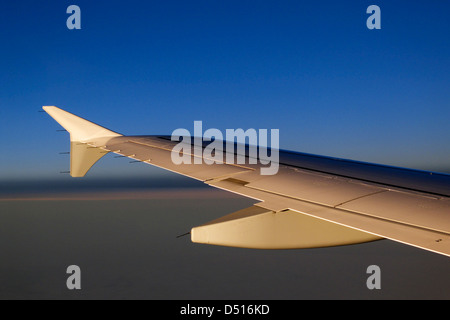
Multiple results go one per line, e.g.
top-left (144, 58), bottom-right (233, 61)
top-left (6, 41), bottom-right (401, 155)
top-left (245, 167), bottom-right (386, 207)
top-left (208, 178), bottom-right (450, 256)
top-left (338, 190), bottom-right (450, 234)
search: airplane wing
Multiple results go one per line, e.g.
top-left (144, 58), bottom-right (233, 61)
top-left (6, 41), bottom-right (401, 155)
top-left (43, 106), bottom-right (450, 256)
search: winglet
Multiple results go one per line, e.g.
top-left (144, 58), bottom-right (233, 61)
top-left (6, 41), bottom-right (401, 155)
top-left (43, 106), bottom-right (122, 177)
top-left (42, 106), bottom-right (121, 142)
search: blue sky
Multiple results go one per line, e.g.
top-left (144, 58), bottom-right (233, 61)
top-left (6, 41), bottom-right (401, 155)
top-left (0, 1), bottom-right (449, 180)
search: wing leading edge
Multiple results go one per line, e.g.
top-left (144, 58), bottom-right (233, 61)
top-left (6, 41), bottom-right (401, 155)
top-left (43, 106), bottom-right (450, 256)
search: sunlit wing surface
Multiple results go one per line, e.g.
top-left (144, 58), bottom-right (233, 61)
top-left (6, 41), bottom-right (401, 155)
top-left (43, 106), bottom-right (450, 256)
